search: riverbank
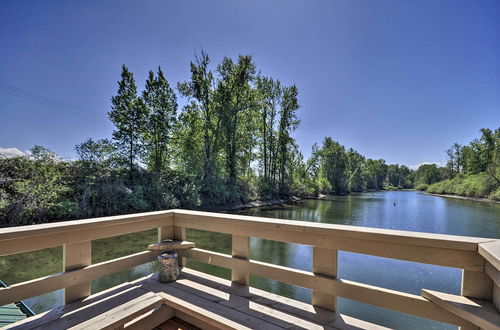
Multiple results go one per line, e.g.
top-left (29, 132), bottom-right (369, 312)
top-left (203, 189), bottom-right (413, 212)
top-left (422, 192), bottom-right (500, 205)
top-left (199, 196), bottom-right (303, 212)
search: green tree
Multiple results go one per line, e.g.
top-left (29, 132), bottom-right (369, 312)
top-left (349, 167), bottom-right (366, 192)
top-left (364, 159), bottom-right (387, 190)
top-left (414, 164), bottom-right (442, 185)
top-left (178, 51), bottom-right (220, 181)
top-left (216, 55), bottom-right (257, 183)
top-left (276, 85), bottom-right (300, 191)
top-left (141, 67), bottom-right (177, 172)
top-left (0, 146), bottom-right (76, 226)
top-left (318, 138), bottom-right (348, 194)
top-left (257, 77), bottom-right (281, 185)
top-left (108, 65), bottom-right (146, 178)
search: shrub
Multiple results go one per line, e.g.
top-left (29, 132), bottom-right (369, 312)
top-left (415, 183), bottom-right (429, 191)
top-left (489, 187), bottom-right (500, 200)
top-left (426, 173), bottom-right (495, 198)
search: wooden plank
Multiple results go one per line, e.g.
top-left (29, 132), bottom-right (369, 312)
top-left (171, 268), bottom-right (391, 330)
top-left (479, 241), bottom-right (500, 271)
top-left (152, 286), bottom-right (282, 329)
top-left (158, 225), bottom-right (174, 242)
top-left (0, 216), bottom-right (172, 256)
top-left (462, 269), bottom-right (493, 300)
top-left (493, 283), bottom-right (500, 312)
top-left (156, 316), bottom-right (201, 330)
top-left (4, 277), bottom-right (155, 329)
top-left (179, 248), bottom-right (471, 326)
top-left (167, 276), bottom-right (337, 329)
top-left (0, 251), bottom-right (160, 306)
top-left (173, 209), bottom-right (493, 250)
top-left (174, 268), bottom-right (339, 326)
top-left (148, 240), bottom-right (195, 251)
top-left (486, 262), bottom-right (500, 286)
top-left (0, 210), bottom-right (174, 241)
top-left (7, 285), bottom-right (151, 330)
top-left (421, 289), bottom-right (500, 330)
top-left (124, 304), bottom-right (174, 330)
top-left (174, 211), bottom-right (486, 270)
top-left (312, 247), bottom-right (337, 312)
top-left (231, 235), bottom-right (249, 285)
top-left (64, 241), bottom-right (91, 304)
top-left (173, 310), bottom-right (221, 330)
top-left (73, 292), bottom-right (164, 330)
top-left (174, 226), bottom-right (187, 267)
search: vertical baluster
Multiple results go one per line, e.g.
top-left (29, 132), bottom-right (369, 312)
top-left (158, 224), bottom-right (174, 242)
top-left (312, 247), bottom-right (337, 311)
top-left (232, 235), bottom-right (249, 285)
top-left (459, 269), bottom-right (493, 330)
top-left (174, 226), bottom-right (187, 266)
top-left (63, 241), bottom-right (91, 304)
top-left (462, 269), bottom-right (493, 299)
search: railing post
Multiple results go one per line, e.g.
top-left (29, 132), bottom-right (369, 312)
top-left (231, 235), bottom-right (249, 285)
top-left (174, 226), bottom-right (187, 267)
top-left (459, 269), bottom-right (493, 330)
top-left (461, 269), bottom-right (493, 300)
top-left (158, 224), bottom-right (174, 242)
top-left (312, 247), bottom-right (337, 311)
top-left (63, 241), bottom-right (91, 304)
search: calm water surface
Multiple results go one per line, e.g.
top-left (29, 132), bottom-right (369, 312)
top-left (1, 191), bottom-right (499, 329)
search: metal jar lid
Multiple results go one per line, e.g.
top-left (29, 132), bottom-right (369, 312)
top-left (158, 251), bottom-right (178, 259)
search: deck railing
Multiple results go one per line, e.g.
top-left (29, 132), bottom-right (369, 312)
top-left (0, 209), bottom-right (498, 329)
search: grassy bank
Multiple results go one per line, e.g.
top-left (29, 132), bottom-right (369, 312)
top-left (416, 173), bottom-right (500, 201)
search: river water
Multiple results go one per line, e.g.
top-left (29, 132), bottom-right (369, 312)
top-left (1, 191), bottom-right (499, 329)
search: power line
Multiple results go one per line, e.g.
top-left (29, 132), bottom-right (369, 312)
top-left (0, 81), bottom-right (107, 122)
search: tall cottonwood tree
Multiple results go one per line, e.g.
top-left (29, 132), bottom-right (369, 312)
top-left (217, 55), bottom-right (257, 183)
top-left (141, 67), bottom-right (177, 172)
top-left (257, 77), bottom-right (281, 184)
top-left (277, 85), bottom-right (300, 190)
top-left (178, 51), bottom-right (220, 181)
top-left (108, 65), bottom-right (146, 178)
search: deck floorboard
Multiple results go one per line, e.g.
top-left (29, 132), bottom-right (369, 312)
top-left (6, 268), bottom-right (389, 330)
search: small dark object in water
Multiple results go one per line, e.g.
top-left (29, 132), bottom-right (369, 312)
top-left (393, 202), bottom-right (396, 206)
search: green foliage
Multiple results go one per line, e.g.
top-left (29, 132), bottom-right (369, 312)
top-left (141, 67), bottom-right (177, 172)
top-left (349, 167), bottom-right (366, 192)
top-left (414, 164), bottom-right (443, 185)
top-left (302, 138), bottom-right (409, 195)
top-left (425, 127), bottom-right (500, 199)
top-left (1, 51), bottom-right (428, 227)
top-left (0, 147), bottom-right (77, 226)
top-left (364, 159), bottom-right (388, 190)
top-left (108, 65), bottom-right (146, 176)
top-left (426, 173), bottom-right (494, 198)
top-left (318, 137), bottom-right (348, 193)
top-left (489, 187), bottom-right (500, 201)
top-left (415, 183), bottom-right (429, 191)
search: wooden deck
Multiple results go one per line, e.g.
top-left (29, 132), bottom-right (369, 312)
top-left (0, 280), bottom-right (33, 328)
top-left (5, 268), bottom-right (388, 330)
top-left (1, 209), bottom-right (499, 329)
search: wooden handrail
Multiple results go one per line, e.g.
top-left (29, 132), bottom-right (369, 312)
top-left (0, 211), bottom-right (174, 256)
top-left (0, 251), bottom-right (161, 306)
top-left (173, 210), bottom-right (491, 270)
top-left (172, 210), bottom-right (494, 250)
top-left (0, 209), bottom-right (498, 329)
top-left (178, 248), bottom-right (468, 326)
top-left (0, 210), bottom-right (175, 240)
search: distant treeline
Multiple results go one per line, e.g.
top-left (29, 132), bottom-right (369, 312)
top-left (416, 128), bottom-right (500, 200)
top-left (3, 52), bottom-right (492, 227)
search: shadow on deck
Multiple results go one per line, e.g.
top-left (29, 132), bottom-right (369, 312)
top-left (6, 268), bottom-right (386, 330)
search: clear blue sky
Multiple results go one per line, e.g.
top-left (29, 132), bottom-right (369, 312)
top-left (1, 0), bottom-right (499, 167)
